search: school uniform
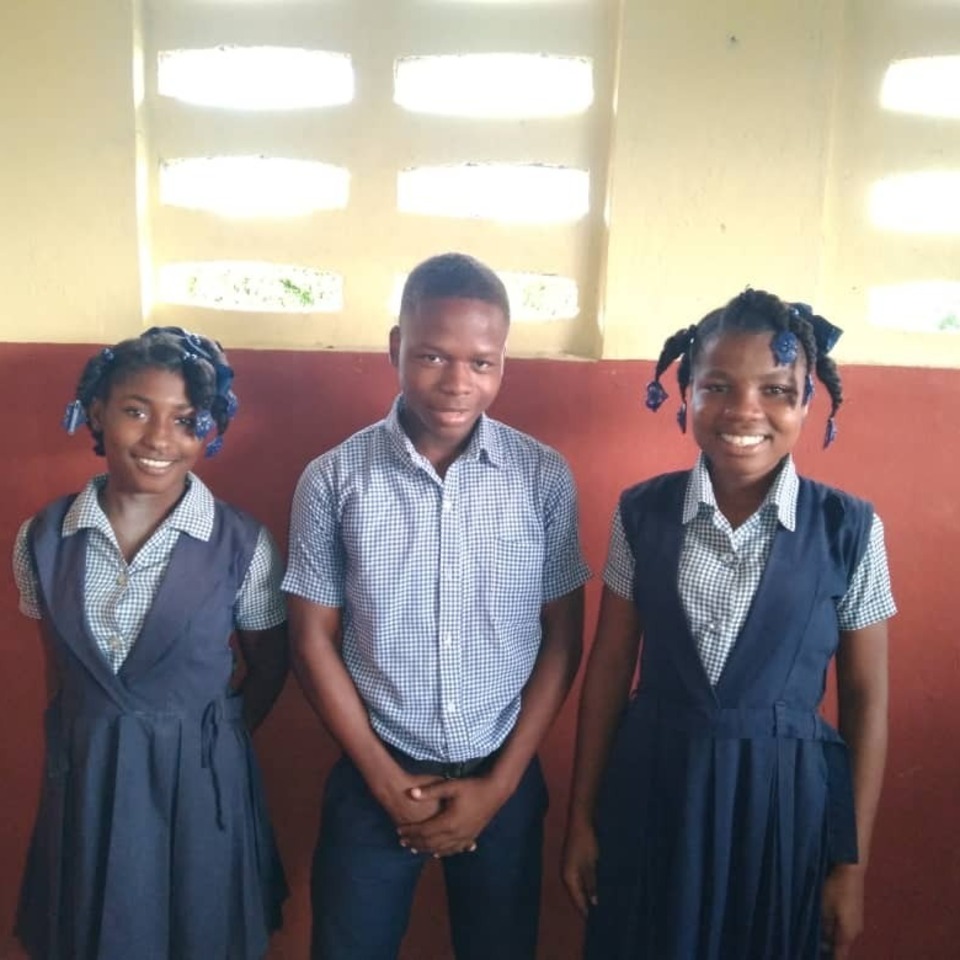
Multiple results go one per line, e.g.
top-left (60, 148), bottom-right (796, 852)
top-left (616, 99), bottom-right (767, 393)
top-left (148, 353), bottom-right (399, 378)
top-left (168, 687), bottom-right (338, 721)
top-left (586, 456), bottom-right (896, 960)
top-left (13, 474), bottom-right (288, 960)
top-left (283, 396), bottom-right (591, 960)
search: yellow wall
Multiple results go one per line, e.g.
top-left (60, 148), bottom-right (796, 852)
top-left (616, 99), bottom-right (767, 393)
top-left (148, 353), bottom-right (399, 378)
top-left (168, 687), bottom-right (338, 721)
top-left (1, 0), bottom-right (958, 365)
top-left (0, 0), bottom-right (143, 346)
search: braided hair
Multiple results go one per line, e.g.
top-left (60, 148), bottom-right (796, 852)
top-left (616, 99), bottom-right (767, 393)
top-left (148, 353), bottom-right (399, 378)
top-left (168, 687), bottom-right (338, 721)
top-left (65, 327), bottom-right (238, 457)
top-left (646, 289), bottom-right (843, 447)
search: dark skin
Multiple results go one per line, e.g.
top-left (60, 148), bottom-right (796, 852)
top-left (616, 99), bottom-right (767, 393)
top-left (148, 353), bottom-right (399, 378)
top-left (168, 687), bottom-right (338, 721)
top-left (83, 366), bottom-right (288, 730)
top-left (563, 331), bottom-right (889, 958)
top-left (290, 295), bottom-right (585, 856)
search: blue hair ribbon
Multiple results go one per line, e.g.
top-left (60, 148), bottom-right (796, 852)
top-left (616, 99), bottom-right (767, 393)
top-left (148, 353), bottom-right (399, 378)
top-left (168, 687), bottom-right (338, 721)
top-left (645, 380), bottom-right (669, 412)
top-left (771, 330), bottom-right (799, 366)
top-left (790, 302), bottom-right (843, 357)
top-left (144, 326), bottom-right (238, 454)
top-left (62, 399), bottom-right (87, 435)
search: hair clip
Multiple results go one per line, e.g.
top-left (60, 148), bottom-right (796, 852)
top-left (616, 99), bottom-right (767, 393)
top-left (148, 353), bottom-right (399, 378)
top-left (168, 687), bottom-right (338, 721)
top-left (62, 399), bottom-right (86, 435)
top-left (204, 435), bottom-right (224, 459)
top-left (823, 416), bottom-right (837, 448)
top-left (771, 330), bottom-right (799, 366)
top-left (194, 409), bottom-right (215, 440)
top-left (803, 374), bottom-right (815, 405)
top-left (100, 347), bottom-right (114, 363)
top-left (676, 402), bottom-right (687, 433)
top-left (645, 380), bottom-right (669, 412)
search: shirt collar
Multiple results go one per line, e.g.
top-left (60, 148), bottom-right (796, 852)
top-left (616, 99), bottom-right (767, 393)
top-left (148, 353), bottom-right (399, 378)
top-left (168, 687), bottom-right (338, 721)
top-left (384, 395), bottom-right (502, 469)
top-left (62, 472), bottom-right (215, 541)
top-left (682, 454), bottom-right (799, 530)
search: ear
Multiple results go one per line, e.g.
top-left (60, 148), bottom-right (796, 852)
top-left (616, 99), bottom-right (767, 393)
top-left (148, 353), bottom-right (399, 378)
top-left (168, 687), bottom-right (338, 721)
top-left (88, 397), bottom-right (105, 432)
top-left (388, 325), bottom-right (401, 368)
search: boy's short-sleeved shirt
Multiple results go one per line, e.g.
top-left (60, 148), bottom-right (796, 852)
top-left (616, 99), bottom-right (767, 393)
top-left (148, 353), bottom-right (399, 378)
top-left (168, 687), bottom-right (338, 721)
top-left (13, 473), bottom-right (286, 673)
top-left (603, 455), bottom-right (896, 685)
top-left (283, 397), bottom-right (591, 763)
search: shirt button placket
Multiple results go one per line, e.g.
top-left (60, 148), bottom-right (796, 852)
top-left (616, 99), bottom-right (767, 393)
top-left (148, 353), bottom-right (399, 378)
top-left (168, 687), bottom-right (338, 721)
top-left (437, 476), bottom-right (465, 753)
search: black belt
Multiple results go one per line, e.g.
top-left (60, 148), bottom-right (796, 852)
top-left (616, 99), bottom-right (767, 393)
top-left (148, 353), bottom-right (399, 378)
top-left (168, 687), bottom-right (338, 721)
top-left (385, 744), bottom-right (497, 779)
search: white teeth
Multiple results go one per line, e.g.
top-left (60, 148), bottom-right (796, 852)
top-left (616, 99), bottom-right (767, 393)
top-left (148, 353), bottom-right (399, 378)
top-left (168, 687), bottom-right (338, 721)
top-left (138, 457), bottom-right (173, 468)
top-left (720, 434), bottom-right (765, 447)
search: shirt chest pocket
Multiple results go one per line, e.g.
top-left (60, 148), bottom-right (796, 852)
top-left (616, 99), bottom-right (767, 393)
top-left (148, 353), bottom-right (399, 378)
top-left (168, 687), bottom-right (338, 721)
top-left (482, 519), bottom-right (545, 626)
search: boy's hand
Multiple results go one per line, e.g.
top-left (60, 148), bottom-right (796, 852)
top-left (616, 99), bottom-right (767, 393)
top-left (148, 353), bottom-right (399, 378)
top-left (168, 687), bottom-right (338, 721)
top-left (375, 772), bottom-right (446, 829)
top-left (396, 775), bottom-right (508, 857)
top-left (821, 863), bottom-right (865, 959)
top-left (561, 816), bottom-right (599, 916)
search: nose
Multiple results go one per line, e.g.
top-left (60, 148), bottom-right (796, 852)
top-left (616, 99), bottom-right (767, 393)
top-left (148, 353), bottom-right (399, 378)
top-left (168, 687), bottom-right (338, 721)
top-left (440, 361), bottom-right (472, 394)
top-left (724, 386), bottom-right (762, 418)
top-left (143, 415), bottom-right (175, 449)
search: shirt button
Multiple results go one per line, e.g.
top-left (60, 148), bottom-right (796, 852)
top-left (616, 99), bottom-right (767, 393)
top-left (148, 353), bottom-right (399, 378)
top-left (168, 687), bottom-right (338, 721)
top-left (445, 700), bottom-right (457, 714)
top-left (109, 636), bottom-right (122, 650)
top-left (117, 572), bottom-right (128, 587)
top-left (443, 634), bottom-right (454, 646)
top-left (723, 552), bottom-right (737, 566)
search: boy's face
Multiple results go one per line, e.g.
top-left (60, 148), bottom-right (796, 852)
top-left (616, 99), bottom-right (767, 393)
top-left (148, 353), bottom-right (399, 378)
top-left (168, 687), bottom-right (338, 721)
top-left (389, 296), bottom-right (508, 462)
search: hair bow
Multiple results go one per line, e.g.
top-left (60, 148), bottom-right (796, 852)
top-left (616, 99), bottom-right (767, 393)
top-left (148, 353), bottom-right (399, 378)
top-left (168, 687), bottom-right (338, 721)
top-left (790, 302), bottom-right (843, 357)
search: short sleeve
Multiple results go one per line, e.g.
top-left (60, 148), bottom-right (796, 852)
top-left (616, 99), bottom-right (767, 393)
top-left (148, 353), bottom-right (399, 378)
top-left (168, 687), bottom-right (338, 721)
top-left (234, 525), bottom-right (287, 630)
top-left (540, 453), bottom-right (591, 603)
top-left (12, 518), bottom-right (42, 620)
top-left (836, 513), bottom-right (897, 630)
top-left (281, 460), bottom-right (346, 606)
top-left (601, 507), bottom-right (635, 600)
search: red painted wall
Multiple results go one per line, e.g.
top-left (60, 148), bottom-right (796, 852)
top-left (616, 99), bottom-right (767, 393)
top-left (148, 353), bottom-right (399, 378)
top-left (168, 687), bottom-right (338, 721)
top-left (1, 343), bottom-right (956, 959)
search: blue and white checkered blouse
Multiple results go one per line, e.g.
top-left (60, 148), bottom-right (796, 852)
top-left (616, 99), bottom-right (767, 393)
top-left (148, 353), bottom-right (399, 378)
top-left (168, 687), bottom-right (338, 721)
top-left (283, 397), bottom-right (591, 763)
top-left (13, 473), bottom-right (286, 673)
top-left (603, 456), bottom-right (896, 685)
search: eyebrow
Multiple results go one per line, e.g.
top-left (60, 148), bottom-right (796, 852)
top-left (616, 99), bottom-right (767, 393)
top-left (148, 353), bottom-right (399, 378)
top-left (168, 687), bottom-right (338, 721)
top-left (118, 392), bottom-right (194, 409)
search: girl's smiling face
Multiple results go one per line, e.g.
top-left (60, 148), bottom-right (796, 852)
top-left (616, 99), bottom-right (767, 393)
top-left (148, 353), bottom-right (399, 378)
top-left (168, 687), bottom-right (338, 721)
top-left (90, 366), bottom-right (203, 497)
top-left (690, 330), bottom-right (809, 488)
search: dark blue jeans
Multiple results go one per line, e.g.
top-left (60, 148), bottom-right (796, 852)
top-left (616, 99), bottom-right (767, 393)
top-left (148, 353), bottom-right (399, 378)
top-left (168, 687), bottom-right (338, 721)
top-left (310, 753), bottom-right (548, 960)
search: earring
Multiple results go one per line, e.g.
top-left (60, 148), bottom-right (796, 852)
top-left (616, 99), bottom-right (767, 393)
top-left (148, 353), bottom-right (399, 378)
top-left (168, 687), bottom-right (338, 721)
top-left (676, 402), bottom-right (687, 433)
top-left (803, 374), bottom-right (815, 405)
top-left (823, 416), bottom-right (837, 448)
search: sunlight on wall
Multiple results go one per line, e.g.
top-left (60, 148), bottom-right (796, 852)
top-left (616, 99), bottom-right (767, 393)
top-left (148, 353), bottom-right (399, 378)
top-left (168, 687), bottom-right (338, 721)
top-left (160, 157), bottom-right (350, 217)
top-left (159, 262), bottom-right (343, 312)
top-left (158, 47), bottom-right (354, 110)
top-left (869, 171), bottom-right (960, 234)
top-left (869, 281), bottom-right (960, 333)
top-left (881, 56), bottom-right (960, 120)
top-left (394, 54), bottom-right (593, 118)
top-left (398, 164), bottom-right (590, 223)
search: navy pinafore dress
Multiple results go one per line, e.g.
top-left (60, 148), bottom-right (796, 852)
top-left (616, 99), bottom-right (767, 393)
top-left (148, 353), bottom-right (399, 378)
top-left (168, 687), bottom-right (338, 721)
top-left (586, 472), bottom-right (873, 960)
top-left (16, 496), bottom-right (288, 960)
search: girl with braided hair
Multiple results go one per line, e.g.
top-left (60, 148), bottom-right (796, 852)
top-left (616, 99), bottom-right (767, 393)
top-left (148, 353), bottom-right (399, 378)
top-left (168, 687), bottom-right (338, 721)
top-left (13, 327), bottom-right (288, 959)
top-left (563, 290), bottom-right (895, 959)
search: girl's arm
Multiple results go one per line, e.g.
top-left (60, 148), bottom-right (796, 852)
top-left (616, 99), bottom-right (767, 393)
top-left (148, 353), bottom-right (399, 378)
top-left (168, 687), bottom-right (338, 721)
top-left (235, 624), bottom-right (289, 731)
top-left (822, 621), bottom-right (890, 960)
top-left (562, 585), bottom-right (642, 915)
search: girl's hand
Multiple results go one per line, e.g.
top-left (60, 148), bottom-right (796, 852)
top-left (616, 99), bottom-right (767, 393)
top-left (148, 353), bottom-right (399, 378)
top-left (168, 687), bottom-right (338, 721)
top-left (561, 816), bottom-right (599, 916)
top-left (821, 863), bottom-right (865, 959)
